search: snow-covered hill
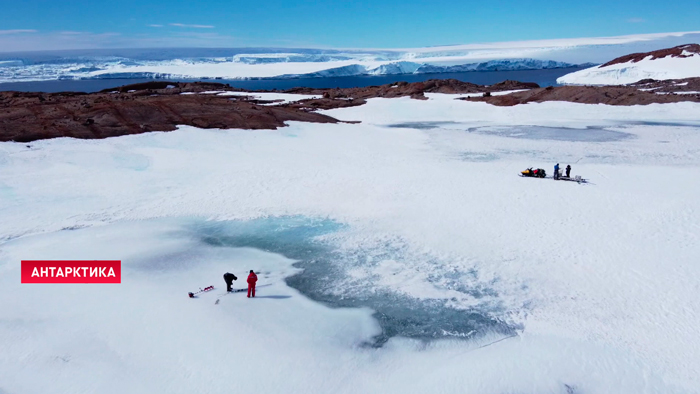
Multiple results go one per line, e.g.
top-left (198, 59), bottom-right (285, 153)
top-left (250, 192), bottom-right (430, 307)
top-left (558, 44), bottom-right (700, 85)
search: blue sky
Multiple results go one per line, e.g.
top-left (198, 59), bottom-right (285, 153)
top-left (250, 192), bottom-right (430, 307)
top-left (0, 0), bottom-right (699, 51)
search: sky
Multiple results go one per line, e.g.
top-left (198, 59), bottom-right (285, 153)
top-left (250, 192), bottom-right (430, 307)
top-left (0, 0), bottom-right (699, 52)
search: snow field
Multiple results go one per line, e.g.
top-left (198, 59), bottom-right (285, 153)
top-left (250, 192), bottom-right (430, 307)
top-left (1, 95), bottom-right (700, 393)
top-left (557, 52), bottom-right (700, 85)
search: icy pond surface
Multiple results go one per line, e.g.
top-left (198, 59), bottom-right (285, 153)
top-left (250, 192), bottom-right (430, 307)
top-left (388, 122), bottom-right (633, 142)
top-left (467, 125), bottom-right (633, 142)
top-left (190, 216), bottom-right (515, 346)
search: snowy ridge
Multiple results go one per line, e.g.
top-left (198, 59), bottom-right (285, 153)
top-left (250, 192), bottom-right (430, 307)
top-left (558, 45), bottom-right (700, 85)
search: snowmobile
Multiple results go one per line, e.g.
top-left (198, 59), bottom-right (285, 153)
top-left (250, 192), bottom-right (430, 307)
top-left (520, 168), bottom-right (546, 178)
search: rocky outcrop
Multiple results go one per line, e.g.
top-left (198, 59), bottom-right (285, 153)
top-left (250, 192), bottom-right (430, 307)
top-left (1, 79), bottom-right (542, 142)
top-left (2, 77), bottom-right (698, 142)
top-left (629, 77), bottom-right (700, 94)
top-left (462, 80), bottom-right (700, 106)
top-left (284, 79), bottom-right (540, 100)
top-left (0, 84), bottom-right (338, 142)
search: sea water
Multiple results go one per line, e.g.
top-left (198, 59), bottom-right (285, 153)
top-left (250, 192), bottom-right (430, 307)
top-left (0, 67), bottom-right (587, 93)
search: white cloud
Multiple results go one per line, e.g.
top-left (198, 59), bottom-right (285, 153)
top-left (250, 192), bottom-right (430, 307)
top-left (0, 29), bottom-right (37, 35)
top-left (148, 24), bottom-right (164, 28)
top-left (169, 23), bottom-right (215, 29)
top-left (0, 30), bottom-right (234, 52)
top-left (0, 29), bottom-right (698, 55)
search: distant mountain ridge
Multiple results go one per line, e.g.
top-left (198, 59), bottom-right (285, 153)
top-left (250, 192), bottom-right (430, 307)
top-left (276, 59), bottom-right (591, 79)
top-left (0, 56), bottom-right (591, 83)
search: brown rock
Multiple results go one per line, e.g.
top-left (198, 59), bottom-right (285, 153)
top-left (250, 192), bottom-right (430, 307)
top-left (462, 82), bottom-right (700, 106)
top-left (0, 90), bottom-right (338, 142)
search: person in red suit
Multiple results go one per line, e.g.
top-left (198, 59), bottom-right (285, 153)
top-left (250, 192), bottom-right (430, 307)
top-left (247, 270), bottom-right (258, 298)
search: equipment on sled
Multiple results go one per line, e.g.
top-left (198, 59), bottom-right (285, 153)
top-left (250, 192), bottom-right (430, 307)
top-left (188, 285), bottom-right (215, 298)
top-left (555, 174), bottom-right (588, 184)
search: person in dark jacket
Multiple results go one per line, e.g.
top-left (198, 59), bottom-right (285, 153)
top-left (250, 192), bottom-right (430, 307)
top-left (554, 163), bottom-right (560, 180)
top-left (565, 164), bottom-right (571, 178)
top-left (247, 270), bottom-right (258, 298)
top-left (223, 272), bottom-right (237, 292)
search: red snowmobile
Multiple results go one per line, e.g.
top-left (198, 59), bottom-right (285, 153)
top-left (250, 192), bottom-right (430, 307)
top-left (520, 168), bottom-right (547, 178)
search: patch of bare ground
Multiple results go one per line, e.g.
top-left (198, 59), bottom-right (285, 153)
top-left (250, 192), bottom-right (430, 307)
top-left (462, 80), bottom-right (700, 106)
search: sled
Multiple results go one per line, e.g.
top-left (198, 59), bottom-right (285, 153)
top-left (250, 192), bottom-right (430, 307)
top-left (555, 175), bottom-right (588, 184)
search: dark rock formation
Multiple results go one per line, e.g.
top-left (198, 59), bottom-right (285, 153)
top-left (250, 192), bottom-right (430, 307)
top-left (461, 80), bottom-right (700, 106)
top-left (2, 77), bottom-right (698, 142)
top-left (629, 77), bottom-right (700, 94)
top-left (284, 79), bottom-right (540, 100)
top-left (0, 87), bottom-right (338, 142)
top-left (1, 79), bottom-right (541, 142)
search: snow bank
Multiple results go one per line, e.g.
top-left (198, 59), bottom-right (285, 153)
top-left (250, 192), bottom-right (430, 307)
top-left (424, 89), bottom-right (529, 99)
top-left (217, 91), bottom-right (322, 104)
top-left (557, 52), bottom-right (700, 85)
top-left (2, 97), bottom-right (700, 393)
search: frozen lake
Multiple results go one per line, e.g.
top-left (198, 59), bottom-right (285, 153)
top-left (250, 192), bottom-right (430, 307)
top-left (195, 217), bottom-right (515, 346)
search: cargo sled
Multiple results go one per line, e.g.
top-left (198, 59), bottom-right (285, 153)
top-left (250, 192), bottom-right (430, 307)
top-left (555, 174), bottom-right (588, 184)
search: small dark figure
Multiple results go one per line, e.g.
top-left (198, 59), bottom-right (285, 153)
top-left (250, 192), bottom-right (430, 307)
top-left (247, 270), bottom-right (258, 298)
top-left (554, 163), bottom-right (560, 180)
top-left (223, 272), bottom-right (237, 292)
top-left (565, 165), bottom-right (571, 178)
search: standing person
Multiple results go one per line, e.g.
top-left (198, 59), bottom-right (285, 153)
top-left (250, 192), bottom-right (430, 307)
top-left (247, 270), bottom-right (258, 298)
top-left (554, 163), bottom-right (560, 180)
top-left (566, 164), bottom-right (571, 178)
top-left (223, 272), bottom-right (237, 292)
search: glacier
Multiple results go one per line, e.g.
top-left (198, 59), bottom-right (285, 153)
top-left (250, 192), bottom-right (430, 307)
top-left (275, 59), bottom-right (584, 79)
top-left (1, 31), bottom-right (699, 84)
top-left (0, 56), bottom-right (585, 83)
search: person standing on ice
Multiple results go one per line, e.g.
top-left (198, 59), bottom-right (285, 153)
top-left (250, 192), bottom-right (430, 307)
top-left (247, 270), bottom-right (258, 298)
top-left (554, 163), bottom-right (560, 180)
top-left (223, 272), bottom-right (237, 292)
top-left (566, 164), bottom-right (571, 178)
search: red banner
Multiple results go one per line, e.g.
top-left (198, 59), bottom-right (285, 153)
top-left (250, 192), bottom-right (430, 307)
top-left (21, 260), bottom-right (121, 284)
